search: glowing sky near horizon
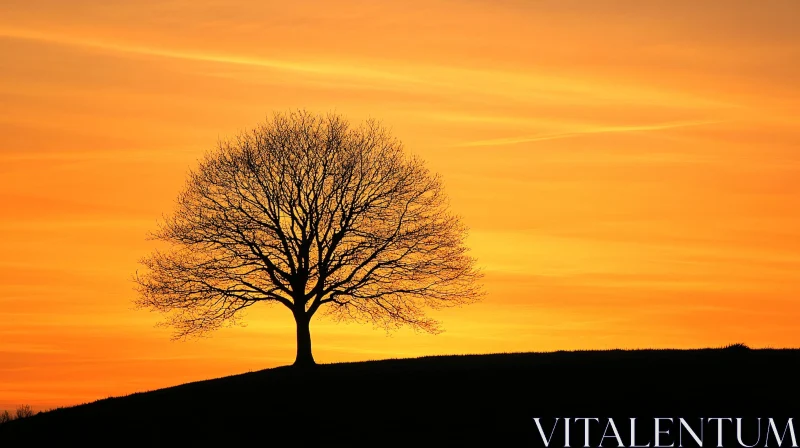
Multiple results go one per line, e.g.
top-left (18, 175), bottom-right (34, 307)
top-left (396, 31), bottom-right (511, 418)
top-left (1, 0), bottom-right (800, 410)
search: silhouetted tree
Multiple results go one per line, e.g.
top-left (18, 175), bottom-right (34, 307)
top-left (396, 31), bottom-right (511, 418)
top-left (134, 110), bottom-right (483, 367)
top-left (15, 405), bottom-right (33, 420)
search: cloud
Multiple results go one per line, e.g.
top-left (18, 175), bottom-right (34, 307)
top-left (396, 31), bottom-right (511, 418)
top-left (0, 27), bottom-right (420, 85)
top-left (458, 119), bottom-right (724, 147)
top-left (0, 26), bottom-right (731, 110)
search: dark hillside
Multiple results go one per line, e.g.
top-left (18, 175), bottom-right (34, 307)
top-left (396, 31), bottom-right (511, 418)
top-left (1, 348), bottom-right (798, 446)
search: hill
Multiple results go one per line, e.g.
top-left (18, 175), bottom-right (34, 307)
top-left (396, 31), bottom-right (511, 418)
top-left (1, 347), bottom-right (799, 446)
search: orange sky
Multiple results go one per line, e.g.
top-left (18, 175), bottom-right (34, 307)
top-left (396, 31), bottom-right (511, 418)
top-left (2, 0), bottom-right (799, 411)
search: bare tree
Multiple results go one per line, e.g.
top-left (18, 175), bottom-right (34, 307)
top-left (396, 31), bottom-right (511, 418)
top-left (134, 110), bottom-right (483, 367)
top-left (15, 405), bottom-right (34, 420)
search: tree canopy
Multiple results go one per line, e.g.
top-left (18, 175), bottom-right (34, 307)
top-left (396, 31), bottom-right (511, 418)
top-left (134, 110), bottom-right (483, 366)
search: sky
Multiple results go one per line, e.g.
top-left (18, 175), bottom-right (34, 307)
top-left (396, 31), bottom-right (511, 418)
top-left (1, 0), bottom-right (799, 410)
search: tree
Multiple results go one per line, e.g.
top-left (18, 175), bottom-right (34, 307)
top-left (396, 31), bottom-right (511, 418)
top-left (134, 110), bottom-right (483, 367)
top-left (15, 405), bottom-right (34, 419)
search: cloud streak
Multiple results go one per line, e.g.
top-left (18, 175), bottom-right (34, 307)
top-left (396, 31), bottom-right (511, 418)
top-left (457, 119), bottom-right (725, 147)
top-left (0, 26), bottom-right (730, 110)
top-left (0, 27), bottom-right (421, 84)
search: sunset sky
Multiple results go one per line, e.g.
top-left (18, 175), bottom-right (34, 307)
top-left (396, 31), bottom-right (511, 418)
top-left (2, 0), bottom-right (800, 411)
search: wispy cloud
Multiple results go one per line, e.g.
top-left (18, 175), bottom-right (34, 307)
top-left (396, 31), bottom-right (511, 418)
top-left (457, 119), bottom-right (724, 147)
top-left (0, 27), bottom-right (731, 109)
top-left (0, 27), bottom-right (420, 85)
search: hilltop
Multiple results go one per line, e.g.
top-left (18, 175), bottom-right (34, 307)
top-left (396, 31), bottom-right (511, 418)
top-left (1, 347), bottom-right (798, 446)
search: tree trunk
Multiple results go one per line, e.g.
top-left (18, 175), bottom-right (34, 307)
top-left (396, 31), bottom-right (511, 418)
top-left (293, 312), bottom-right (316, 367)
